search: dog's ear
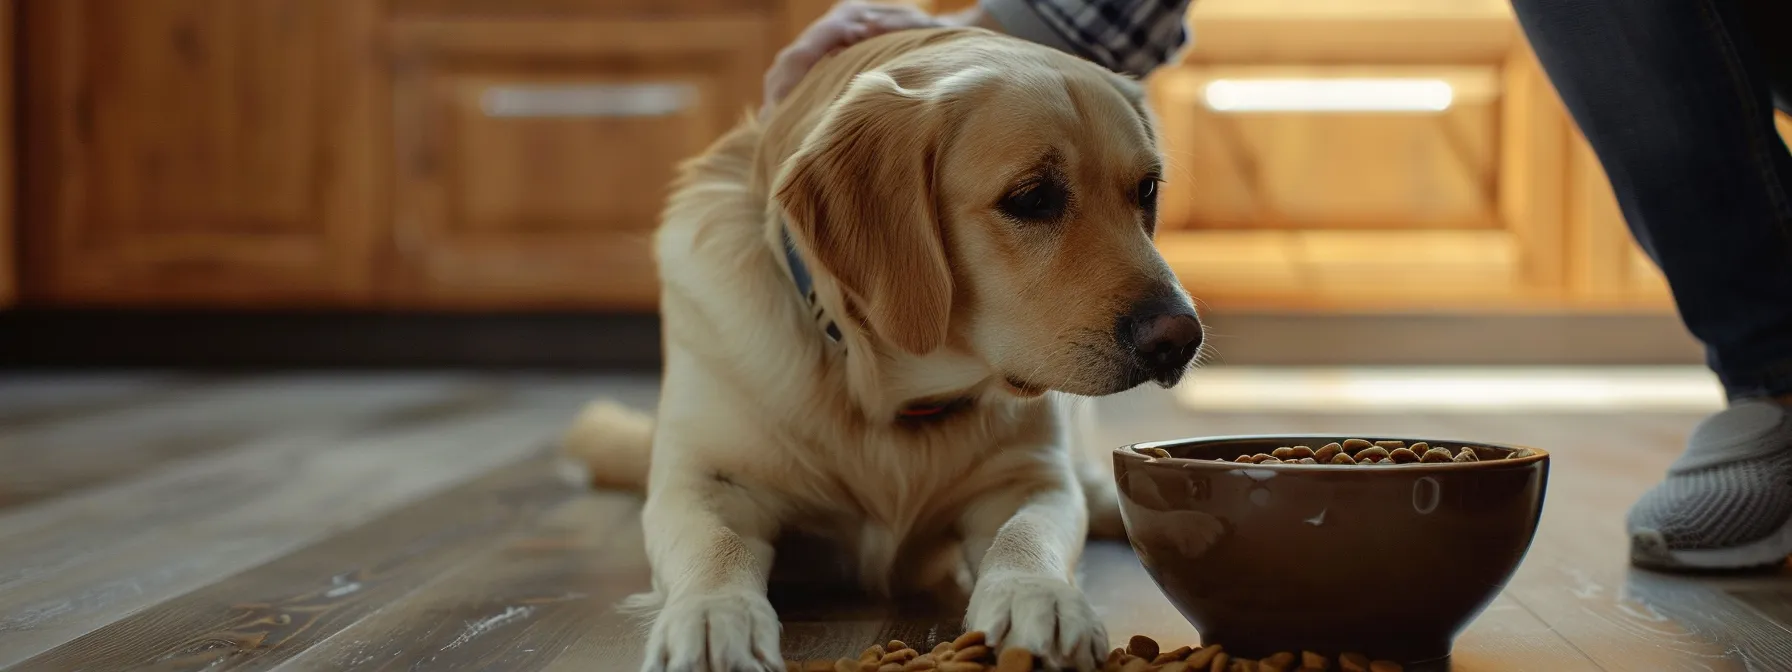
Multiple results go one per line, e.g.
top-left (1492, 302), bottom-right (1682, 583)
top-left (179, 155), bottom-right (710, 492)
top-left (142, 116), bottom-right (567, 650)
top-left (775, 71), bottom-right (952, 356)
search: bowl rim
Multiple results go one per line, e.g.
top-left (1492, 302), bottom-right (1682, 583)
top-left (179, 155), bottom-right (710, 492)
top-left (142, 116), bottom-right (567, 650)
top-left (1115, 433), bottom-right (1550, 471)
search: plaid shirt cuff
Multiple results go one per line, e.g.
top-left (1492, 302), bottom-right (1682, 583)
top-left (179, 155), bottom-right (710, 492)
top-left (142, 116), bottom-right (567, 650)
top-left (980, 0), bottom-right (1192, 77)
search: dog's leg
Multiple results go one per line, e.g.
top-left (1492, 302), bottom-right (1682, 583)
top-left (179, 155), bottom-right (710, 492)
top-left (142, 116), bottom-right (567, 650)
top-left (635, 469), bottom-right (783, 672)
top-left (960, 464), bottom-right (1106, 671)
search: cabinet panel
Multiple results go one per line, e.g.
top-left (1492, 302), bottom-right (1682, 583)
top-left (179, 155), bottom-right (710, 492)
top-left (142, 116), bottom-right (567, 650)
top-left (1, 0), bottom-right (14, 307)
top-left (1155, 65), bottom-right (1501, 232)
top-left (21, 0), bottom-right (383, 306)
top-left (1146, 9), bottom-right (1574, 311)
top-left (389, 18), bottom-right (767, 309)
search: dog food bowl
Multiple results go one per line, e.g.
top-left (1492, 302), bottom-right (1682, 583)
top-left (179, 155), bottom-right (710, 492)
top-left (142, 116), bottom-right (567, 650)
top-left (1112, 435), bottom-right (1549, 667)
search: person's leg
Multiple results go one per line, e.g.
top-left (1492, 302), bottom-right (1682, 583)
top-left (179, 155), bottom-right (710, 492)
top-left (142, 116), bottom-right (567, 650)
top-left (1510, 0), bottom-right (1792, 570)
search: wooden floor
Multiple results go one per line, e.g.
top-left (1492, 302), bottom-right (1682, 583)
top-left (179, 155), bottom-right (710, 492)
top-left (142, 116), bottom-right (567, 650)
top-left (0, 372), bottom-right (1787, 671)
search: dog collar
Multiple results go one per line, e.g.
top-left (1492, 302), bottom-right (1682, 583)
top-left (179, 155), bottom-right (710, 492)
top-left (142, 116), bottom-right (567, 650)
top-left (897, 396), bottom-right (972, 421)
top-left (781, 225), bottom-right (843, 344)
top-left (781, 221), bottom-right (969, 423)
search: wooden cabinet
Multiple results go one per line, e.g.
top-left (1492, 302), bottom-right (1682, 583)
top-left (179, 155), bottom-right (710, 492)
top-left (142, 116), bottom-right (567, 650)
top-left (20, 0), bottom-right (385, 307)
top-left (1157, 65), bottom-right (1503, 233)
top-left (1, 0), bottom-right (14, 307)
top-left (387, 18), bottom-right (766, 309)
top-left (4, 0), bottom-right (1747, 315)
top-left (17, 0), bottom-right (781, 311)
top-left (1146, 0), bottom-right (1581, 311)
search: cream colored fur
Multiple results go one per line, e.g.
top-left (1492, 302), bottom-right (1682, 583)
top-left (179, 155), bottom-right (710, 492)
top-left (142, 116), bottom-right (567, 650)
top-left (560, 27), bottom-right (1194, 672)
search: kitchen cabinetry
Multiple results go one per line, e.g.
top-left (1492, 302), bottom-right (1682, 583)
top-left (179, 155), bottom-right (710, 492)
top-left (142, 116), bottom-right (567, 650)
top-left (11, 0), bottom-right (1769, 314)
top-left (1148, 0), bottom-right (1575, 311)
top-left (387, 17), bottom-right (765, 310)
top-left (20, 0), bottom-right (385, 307)
top-left (17, 0), bottom-right (778, 310)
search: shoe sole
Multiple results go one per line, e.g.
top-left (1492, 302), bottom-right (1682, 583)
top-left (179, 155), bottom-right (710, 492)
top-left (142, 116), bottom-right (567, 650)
top-left (1631, 513), bottom-right (1792, 571)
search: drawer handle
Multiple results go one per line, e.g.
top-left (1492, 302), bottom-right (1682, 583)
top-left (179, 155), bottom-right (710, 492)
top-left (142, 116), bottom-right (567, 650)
top-left (1203, 78), bottom-right (1454, 113)
top-left (480, 83), bottom-right (697, 118)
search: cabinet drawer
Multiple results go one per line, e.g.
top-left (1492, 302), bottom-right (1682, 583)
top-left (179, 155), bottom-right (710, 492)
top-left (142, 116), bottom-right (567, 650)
top-left (1152, 65), bottom-right (1502, 232)
top-left (390, 18), bottom-right (767, 309)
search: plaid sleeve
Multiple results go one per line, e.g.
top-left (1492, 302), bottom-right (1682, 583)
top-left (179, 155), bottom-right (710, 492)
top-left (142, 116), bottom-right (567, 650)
top-left (979, 0), bottom-right (1193, 77)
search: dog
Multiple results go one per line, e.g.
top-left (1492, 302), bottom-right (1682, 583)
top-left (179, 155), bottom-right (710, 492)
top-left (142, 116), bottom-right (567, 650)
top-left (562, 26), bottom-right (1202, 672)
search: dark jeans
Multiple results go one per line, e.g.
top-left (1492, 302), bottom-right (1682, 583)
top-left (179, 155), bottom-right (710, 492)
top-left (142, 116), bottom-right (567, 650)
top-left (1511, 0), bottom-right (1792, 399)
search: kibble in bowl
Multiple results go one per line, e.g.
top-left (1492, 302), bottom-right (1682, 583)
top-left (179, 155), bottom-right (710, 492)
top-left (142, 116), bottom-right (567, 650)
top-left (1113, 435), bottom-right (1549, 667)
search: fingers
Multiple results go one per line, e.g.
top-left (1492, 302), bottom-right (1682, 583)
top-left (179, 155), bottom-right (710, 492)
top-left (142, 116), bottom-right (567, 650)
top-left (761, 1), bottom-right (945, 116)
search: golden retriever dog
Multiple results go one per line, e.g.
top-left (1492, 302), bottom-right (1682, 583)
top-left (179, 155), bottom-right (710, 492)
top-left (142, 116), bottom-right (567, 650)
top-left (563, 25), bottom-right (1202, 672)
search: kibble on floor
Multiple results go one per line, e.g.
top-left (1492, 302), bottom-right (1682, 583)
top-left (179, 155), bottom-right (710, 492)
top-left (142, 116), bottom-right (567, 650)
top-left (786, 633), bottom-right (1403, 672)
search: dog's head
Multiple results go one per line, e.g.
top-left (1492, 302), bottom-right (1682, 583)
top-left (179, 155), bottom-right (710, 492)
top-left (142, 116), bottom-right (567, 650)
top-left (775, 34), bottom-right (1201, 397)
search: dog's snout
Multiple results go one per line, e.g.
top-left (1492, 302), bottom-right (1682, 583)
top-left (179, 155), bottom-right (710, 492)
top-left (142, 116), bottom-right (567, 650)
top-left (1119, 297), bottom-right (1202, 387)
top-left (1134, 312), bottom-right (1202, 365)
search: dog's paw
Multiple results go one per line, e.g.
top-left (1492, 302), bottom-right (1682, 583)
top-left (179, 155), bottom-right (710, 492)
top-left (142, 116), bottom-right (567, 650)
top-left (642, 591), bottom-right (783, 672)
top-left (965, 574), bottom-right (1106, 671)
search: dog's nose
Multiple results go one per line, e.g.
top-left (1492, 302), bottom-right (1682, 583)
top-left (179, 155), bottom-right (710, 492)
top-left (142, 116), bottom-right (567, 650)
top-left (1121, 298), bottom-right (1202, 383)
top-left (1133, 312), bottom-right (1202, 368)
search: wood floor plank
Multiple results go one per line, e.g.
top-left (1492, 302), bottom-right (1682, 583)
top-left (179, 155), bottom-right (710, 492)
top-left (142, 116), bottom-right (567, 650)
top-left (9, 454), bottom-right (580, 672)
top-left (1441, 594), bottom-right (1605, 672)
top-left (0, 372), bottom-right (206, 428)
top-left (274, 493), bottom-right (646, 672)
top-left (1726, 587), bottom-right (1792, 636)
top-left (1443, 412), bottom-right (1759, 672)
top-left (0, 383), bottom-right (606, 667)
top-left (0, 372), bottom-right (175, 405)
top-left (1504, 542), bottom-right (1749, 672)
top-left (0, 382), bottom-right (507, 576)
top-left (5, 373), bottom-right (1787, 671)
top-left (0, 374), bottom-right (480, 510)
top-left (1622, 572), bottom-right (1792, 670)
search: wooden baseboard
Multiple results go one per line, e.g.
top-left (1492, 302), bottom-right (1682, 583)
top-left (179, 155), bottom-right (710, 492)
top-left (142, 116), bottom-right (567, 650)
top-left (0, 310), bottom-right (1704, 370)
top-left (0, 310), bottom-right (664, 370)
top-left (1199, 312), bottom-right (1704, 366)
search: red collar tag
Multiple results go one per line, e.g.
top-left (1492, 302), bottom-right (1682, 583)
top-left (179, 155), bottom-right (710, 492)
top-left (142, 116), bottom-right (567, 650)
top-left (896, 397), bottom-right (970, 422)
top-left (898, 404), bottom-right (950, 418)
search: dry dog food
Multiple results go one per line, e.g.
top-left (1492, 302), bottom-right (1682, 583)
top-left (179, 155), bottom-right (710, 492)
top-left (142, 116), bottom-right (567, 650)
top-left (1142, 438), bottom-right (1529, 467)
top-left (787, 633), bottom-right (1403, 672)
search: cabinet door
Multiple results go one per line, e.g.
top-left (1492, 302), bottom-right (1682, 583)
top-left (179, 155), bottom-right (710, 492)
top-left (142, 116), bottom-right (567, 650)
top-left (1156, 65), bottom-right (1502, 233)
top-left (1145, 0), bottom-right (1584, 312)
top-left (21, 0), bottom-right (383, 307)
top-left (389, 18), bottom-right (766, 310)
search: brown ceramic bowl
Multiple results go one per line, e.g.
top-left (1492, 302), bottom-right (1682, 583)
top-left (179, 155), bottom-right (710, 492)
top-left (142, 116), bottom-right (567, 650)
top-left (1112, 435), bottom-right (1549, 667)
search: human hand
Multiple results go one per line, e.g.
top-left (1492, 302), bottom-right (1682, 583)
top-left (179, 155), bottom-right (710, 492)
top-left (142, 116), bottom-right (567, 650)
top-left (761, 2), bottom-right (943, 118)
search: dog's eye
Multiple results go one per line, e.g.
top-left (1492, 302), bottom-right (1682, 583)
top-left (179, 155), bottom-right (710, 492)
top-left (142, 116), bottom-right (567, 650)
top-left (1137, 178), bottom-right (1160, 209)
top-left (999, 181), bottom-right (1067, 222)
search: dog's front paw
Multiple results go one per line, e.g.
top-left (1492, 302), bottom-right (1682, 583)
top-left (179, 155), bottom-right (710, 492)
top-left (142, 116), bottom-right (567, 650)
top-left (643, 592), bottom-right (783, 672)
top-left (966, 574), bottom-right (1106, 671)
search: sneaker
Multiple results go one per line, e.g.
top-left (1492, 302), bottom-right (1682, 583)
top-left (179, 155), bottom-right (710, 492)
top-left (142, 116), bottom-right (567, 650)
top-left (1628, 399), bottom-right (1792, 571)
